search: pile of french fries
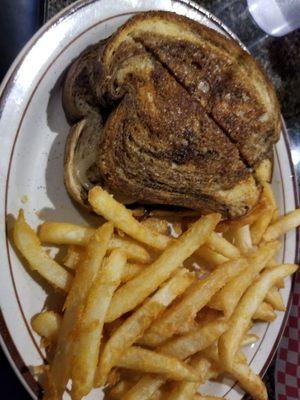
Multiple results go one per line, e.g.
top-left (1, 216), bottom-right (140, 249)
top-left (13, 184), bottom-right (300, 400)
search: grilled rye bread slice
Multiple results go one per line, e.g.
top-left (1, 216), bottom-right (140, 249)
top-left (63, 11), bottom-right (281, 218)
top-left (100, 11), bottom-right (280, 180)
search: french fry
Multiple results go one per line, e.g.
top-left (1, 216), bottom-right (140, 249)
top-left (265, 286), bottom-right (285, 311)
top-left (219, 264), bottom-right (298, 370)
top-left (110, 237), bottom-right (151, 264)
top-left (88, 187), bottom-right (171, 250)
top-left (275, 278), bottom-right (285, 289)
top-left (253, 302), bottom-right (276, 322)
top-left (261, 181), bottom-right (277, 210)
top-left (250, 207), bottom-right (273, 245)
top-left (267, 257), bottom-right (278, 267)
top-left (129, 319), bottom-right (227, 399)
top-left (96, 270), bottom-right (194, 386)
top-left (250, 183), bottom-right (277, 244)
top-left (13, 210), bottom-right (73, 292)
top-left (241, 333), bottom-right (259, 346)
top-left (165, 355), bottom-right (220, 400)
top-left (149, 390), bottom-right (164, 400)
top-left (122, 375), bottom-right (165, 400)
top-left (108, 380), bottom-right (135, 400)
top-left (229, 358), bottom-right (267, 400)
top-left (196, 246), bottom-right (229, 268)
top-left (206, 232), bottom-right (240, 259)
top-left (195, 308), bottom-right (222, 324)
top-left (39, 222), bottom-right (151, 264)
top-left (44, 222), bottom-right (113, 400)
top-left (39, 221), bottom-right (95, 245)
top-left (263, 209), bottom-right (300, 241)
top-left (204, 347), bottom-right (267, 400)
top-left (71, 249), bottom-right (127, 399)
top-left (209, 241), bottom-right (280, 317)
top-left (261, 181), bottom-right (278, 222)
top-left (31, 311), bottom-right (62, 342)
top-left (229, 225), bottom-right (252, 253)
top-left (121, 263), bottom-right (145, 283)
top-left (63, 245), bottom-right (144, 283)
top-left (141, 258), bottom-right (247, 347)
top-left (117, 346), bottom-right (198, 381)
top-left (63, 245), bottom-right (83, 269)
top-left (158, 320), bottom-right (228, 360)
top-left (105, 214), bottom-right (220, 322)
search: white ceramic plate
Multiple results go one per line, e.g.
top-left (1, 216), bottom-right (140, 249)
top-left (0, 1), bottom-right (298, 399)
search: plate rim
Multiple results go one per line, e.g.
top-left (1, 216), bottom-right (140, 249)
top-left (0, 0), bottom-right (299, 398)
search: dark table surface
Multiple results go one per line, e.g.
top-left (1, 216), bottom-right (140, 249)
top-left (1, 0), bottom-right (299, 398)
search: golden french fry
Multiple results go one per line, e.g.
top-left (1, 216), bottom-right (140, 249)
top-left (250, 207), bottom-right (273, 245)
top-left (265, 259), bottom-right (284, 288)
top-left (253, 302), bottom-right (276, 322)
top-left (110, 237), bottom-right (151, 264)
top-left (63, 245), bottom-right (144, 283)
top-left (265, 286), bottom-right (285, 311)
top-left (71, 249), bottom-right (127, 399)
top-left (241, 333), bottom-right (259, 346)
top-left (250, 183), bottom-right (277, 244)
top-left (121, 263), bottom-right (145, 283)
top-left (229, 359), bottom-right (267, 400)
top-left (204, 347), bottom-right (267, 400)
top-left (275, 277), bottom-right (285, 289)
top-left (96, 270), bottom-right (194, 386)
top-left (45, 222), bottom-right (113, 400)
top-left (206, 232), bottom-right (240, 259)
top-left (105, 214), bottom-right (220, 323)
top-left (149, 390), bottom-right (164, 400)
top-left (117, 346), bottom-right (198, 381)
top-left (267, 256), bottom-right (278, 267)
top-left (165, 355), bottom-right (220, 400)
top-left (196, 246), bottom-right (229, 268)
top-left (39, 221), bottom-right (94, 245)
top-left (31, 311), bottom-right (62, 342)
top-left (141, 258), bottom-right (247, 347)
top-left (219, 264), bottom-right (298, 370)
top-left (263, 209), bottom-right (300, 241)
top-left (209, 241), bottom-right (280, 317)
top-left (122, 375), bottom-right (165, 400)
top-left (63, 245), bottom-right (83, 269)
top-left (108, 380), bottom-right (136, 400)
top-left (132, 321), bottom-right (226, 399)
top-left (261, 181), bottom-right (278, 222)
top-left (13, 210), bottom-right (73, 292)
top-left (158, 320), bottom-right (228, 360)
top-left (39, 222), bottom-right (151, 264)
top-left (229, 225), bottom-right (252, 253)
top-left (88, 187), bottom-right (171, 250)
top-left (261, 181), bottom-right (277, 209)
top-left (195, 308), bottom-right (222, 324)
